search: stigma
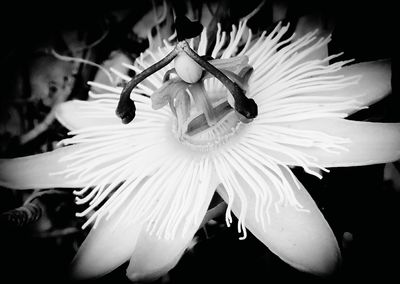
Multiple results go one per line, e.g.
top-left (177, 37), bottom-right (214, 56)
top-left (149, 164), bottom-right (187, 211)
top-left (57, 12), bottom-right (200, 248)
top-left (174, 53), bottom-right (203, 83)
top-left (151, 54), bottom-right (254, 151)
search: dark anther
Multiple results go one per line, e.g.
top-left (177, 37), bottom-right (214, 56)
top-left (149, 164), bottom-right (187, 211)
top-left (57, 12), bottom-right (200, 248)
top-left (116, 49), bottom-right (178, 124)
top-left (234, 95), bottom-right (258, 120)
top-left (116, 17), bottom-right (258, 124)
top-left (118, 99), bottom-right (136, 124)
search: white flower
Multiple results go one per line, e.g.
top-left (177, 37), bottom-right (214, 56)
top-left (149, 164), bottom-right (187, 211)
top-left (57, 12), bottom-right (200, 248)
top-left (0, 18), bottom-right (397, 282)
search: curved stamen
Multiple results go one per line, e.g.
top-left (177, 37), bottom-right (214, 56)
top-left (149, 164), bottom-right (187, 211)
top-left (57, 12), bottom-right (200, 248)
top-left (116, 48), bottom-right (179, 124)
top-left (116, 28), bottom-right (258, 124)
top-left (179, 41), bottom-right (258, 120)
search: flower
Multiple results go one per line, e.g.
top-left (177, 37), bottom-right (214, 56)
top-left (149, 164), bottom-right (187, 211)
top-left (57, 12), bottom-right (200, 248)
top-left (0, 16), bottom-right (398, 283)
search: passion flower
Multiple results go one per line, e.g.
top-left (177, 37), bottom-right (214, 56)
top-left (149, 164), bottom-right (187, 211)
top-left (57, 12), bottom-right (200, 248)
top-left (0, 17), bottom-right (397, 283)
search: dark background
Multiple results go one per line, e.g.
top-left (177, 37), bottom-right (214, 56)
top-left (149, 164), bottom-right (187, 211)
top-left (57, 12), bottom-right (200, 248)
top-left (1, 1), bottom-right (399, 283)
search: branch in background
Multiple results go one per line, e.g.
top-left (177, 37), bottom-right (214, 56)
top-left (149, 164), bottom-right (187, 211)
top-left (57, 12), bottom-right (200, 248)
top-left (51, 49), bottom-right (115, 84)
top-left (18, 86), bottom-right (72, 144)
top-left (32, 227), bottom-right (80, 238)
top-left (1, 199), bottom-right (43, 228)
top-left (1, 189), bottom-right (70, 228)
top-left (18, 22), bottom-right (111, 145)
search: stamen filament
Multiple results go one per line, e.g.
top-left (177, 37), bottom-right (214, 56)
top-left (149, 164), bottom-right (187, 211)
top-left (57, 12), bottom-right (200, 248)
top-left (180, 40), bottom-right (258, 120)
top-left (116, 48), bottom-right (179, 123)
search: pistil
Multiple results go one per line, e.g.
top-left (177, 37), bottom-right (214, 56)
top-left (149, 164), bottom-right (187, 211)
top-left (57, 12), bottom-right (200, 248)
top-left (115, 17), bottom-right (258, 124)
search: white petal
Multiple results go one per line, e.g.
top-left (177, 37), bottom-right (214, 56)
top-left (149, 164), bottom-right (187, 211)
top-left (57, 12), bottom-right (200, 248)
top-left (325, 60), bottom-right (392, 114)
top-left (71, 191), bottom-right (143, 280)
top-left (279, 118), bottom-right (400, 167)
top-left (125, 227), bottom-right (193, 282)
top-left (217, 166), bottom-right (341, 276)
top-left (293, 14), bottom-right (332, 62)
top-left (0, 145), bottom-right (86, 189)
top-left (126, 165), bottom-right (219, 282)
top-left (56, 100), bottom-right (121, 131)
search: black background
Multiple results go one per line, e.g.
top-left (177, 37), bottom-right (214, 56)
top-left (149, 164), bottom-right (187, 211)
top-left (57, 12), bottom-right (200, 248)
top-left (1, 1), bottom-right (399, 283)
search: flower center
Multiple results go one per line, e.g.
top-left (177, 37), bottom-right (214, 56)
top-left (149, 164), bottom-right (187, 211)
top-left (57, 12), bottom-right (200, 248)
top-left (173, 99), bottom-right (243, 152)
top-left (150, 55), bottom-right (254, 152)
